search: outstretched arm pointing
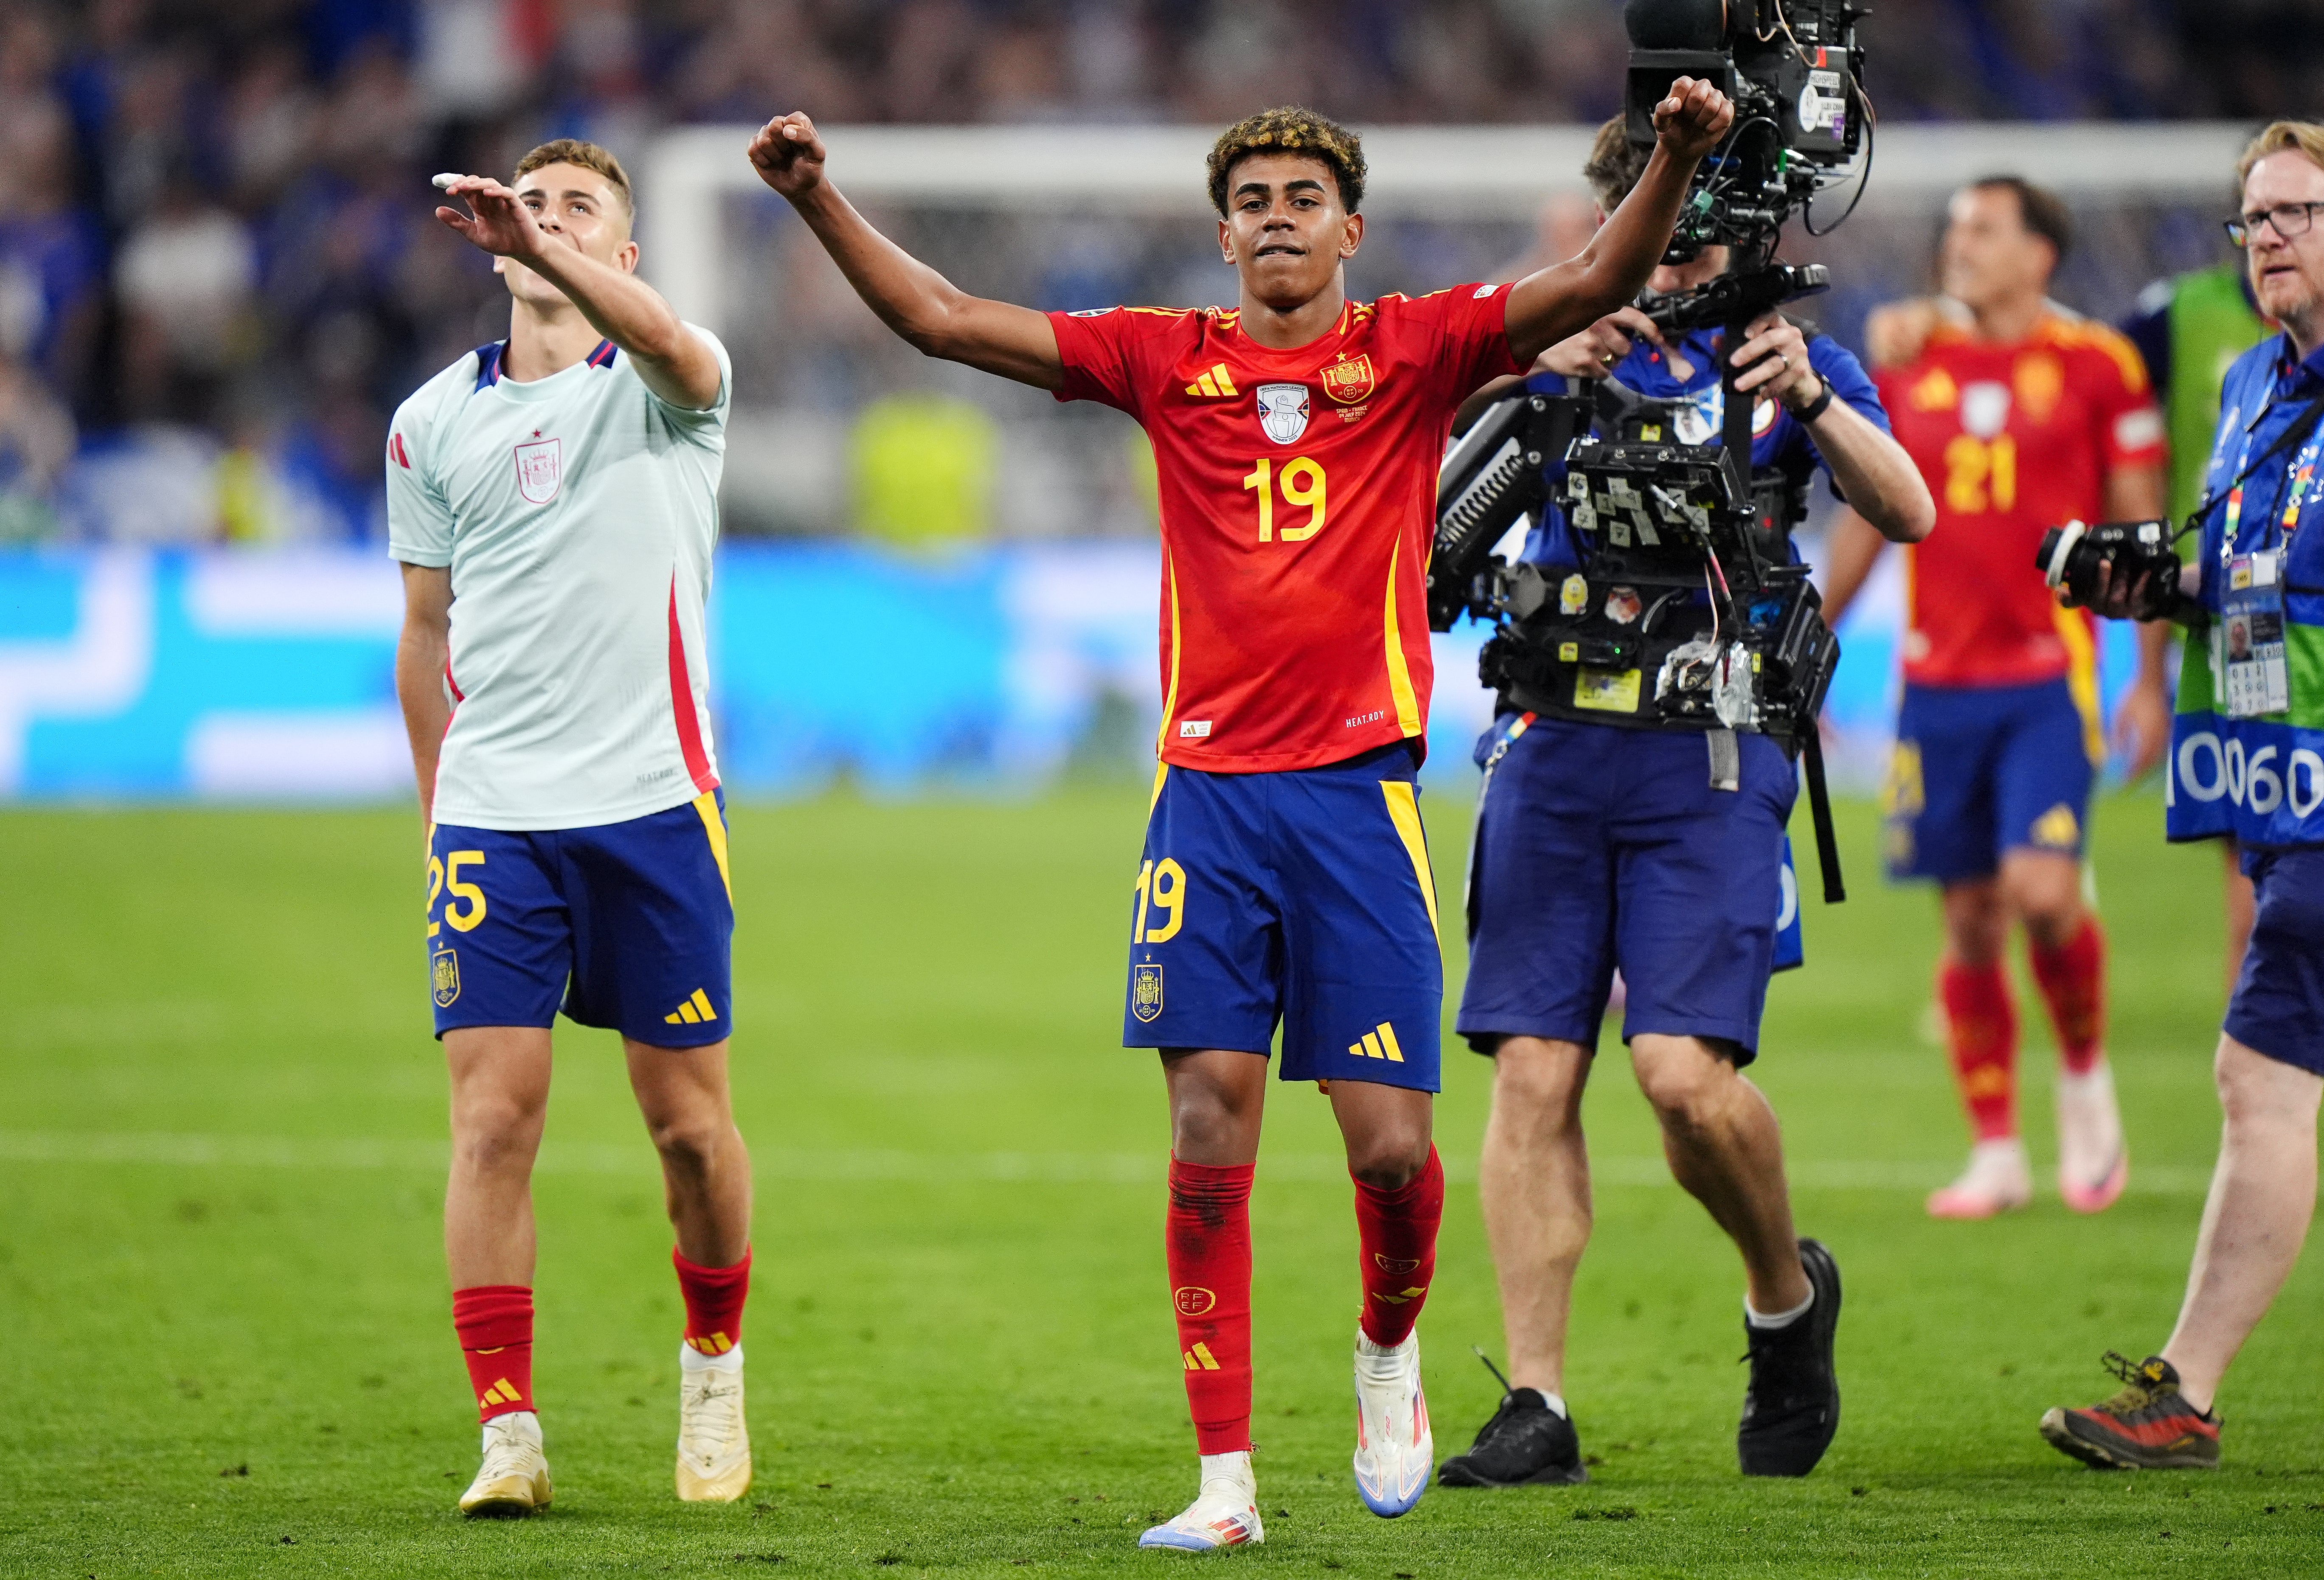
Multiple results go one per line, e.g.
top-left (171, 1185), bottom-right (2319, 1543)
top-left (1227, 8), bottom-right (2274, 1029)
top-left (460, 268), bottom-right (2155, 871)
top-left (749, 113), bottom-right (1064, 391)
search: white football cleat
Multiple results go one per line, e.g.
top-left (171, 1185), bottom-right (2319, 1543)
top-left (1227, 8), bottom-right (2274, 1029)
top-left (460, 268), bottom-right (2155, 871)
top-left (2056, 1062), bottom-right (2128, 1213)
top-left (676, 1346), bottom-right (752, 1502)
top-left (1926, 1137), bottom-right (2034, 1220)
top-left (1352, 1327), bottom-right (1432, 1518)
top-left (1138, 1451), bottom-right (1263, 1551)
top-left (459, 1410), bottom-right (552, 1517)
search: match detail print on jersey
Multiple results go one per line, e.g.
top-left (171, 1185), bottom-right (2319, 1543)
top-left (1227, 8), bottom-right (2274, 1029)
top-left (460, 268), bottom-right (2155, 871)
top-left (1049, 288), bottom-right (1523, 773)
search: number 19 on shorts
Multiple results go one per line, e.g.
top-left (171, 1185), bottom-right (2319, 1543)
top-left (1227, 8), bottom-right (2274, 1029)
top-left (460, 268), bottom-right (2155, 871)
top-left (1132, 857), bottom-right (1186, 944)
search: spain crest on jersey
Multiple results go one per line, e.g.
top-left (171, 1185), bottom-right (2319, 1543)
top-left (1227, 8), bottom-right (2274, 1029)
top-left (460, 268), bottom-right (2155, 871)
top-left (1131, 962), bottom-right (1164, 1022)
top-left (1256, 384), bottom-right (1310, 445)
top-left (1321, 354), bottom-right (1376, 404)
top-left (514, 436), bottom-right (562, 503)
top-left (431, 946), bottom-right (461, 1007)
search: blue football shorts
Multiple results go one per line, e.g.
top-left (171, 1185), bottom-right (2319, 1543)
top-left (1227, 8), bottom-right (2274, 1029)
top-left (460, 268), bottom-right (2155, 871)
top-left (1456, 713), bottom-right (1797, 1065)
top-left (1122, 742), bottom-right (1443, 1093)
top-left (425, 790), bottom-right (735, 1047)
top-left (2225, 845), bottom-right (2324, 1078)
top-left (1884, 678), bottom-right (2097, 883)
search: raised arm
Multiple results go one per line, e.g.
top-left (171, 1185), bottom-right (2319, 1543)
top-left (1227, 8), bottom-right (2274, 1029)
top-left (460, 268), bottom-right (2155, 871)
top-left (1817, 506), bottom-right (1890, 633)
top-left (748, 113), bottom-right (1063, 390)
top-left (436, 178), bottom-right (723, 411)
top-left (1503, 80), bottom-right (1734, 364)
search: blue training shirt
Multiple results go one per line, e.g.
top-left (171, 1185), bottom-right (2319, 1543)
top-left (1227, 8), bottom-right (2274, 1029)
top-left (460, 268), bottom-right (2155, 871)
top-left (1518, 326), bottom-right (1888, 568)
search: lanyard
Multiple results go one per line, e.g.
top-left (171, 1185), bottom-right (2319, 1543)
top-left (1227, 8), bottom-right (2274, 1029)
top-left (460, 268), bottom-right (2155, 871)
top-left (2213, 386), bottom-right (2324, 565)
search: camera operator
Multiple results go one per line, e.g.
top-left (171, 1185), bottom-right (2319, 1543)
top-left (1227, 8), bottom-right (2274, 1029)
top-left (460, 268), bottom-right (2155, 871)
top-left (1437, 117), bottom-right (1933, 1490)
top-left (2036, 121), bottom-right (2324, 1472)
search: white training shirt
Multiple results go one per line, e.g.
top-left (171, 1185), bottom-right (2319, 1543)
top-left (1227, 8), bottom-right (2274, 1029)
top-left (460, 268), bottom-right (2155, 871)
top-left (386, 328), bottom-right (731, 830)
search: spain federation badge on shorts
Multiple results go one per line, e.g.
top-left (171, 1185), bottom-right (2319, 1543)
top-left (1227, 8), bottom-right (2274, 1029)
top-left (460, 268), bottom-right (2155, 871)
top-left (431, 945), bottom-right (461, 1007)
top-left (1132, 962), bottom-right (1164, 1023)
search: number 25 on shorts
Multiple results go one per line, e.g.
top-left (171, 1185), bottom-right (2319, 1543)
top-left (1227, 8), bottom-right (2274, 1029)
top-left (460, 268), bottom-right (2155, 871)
top-left (1133, 857), bottom-right (1186, 944)
top-left (425, 850), bottom-right (489, 938)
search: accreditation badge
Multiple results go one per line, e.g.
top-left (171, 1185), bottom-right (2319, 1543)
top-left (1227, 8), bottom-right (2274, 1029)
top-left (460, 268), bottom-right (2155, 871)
top-left (2214, 551), bottom-right (2290, 718)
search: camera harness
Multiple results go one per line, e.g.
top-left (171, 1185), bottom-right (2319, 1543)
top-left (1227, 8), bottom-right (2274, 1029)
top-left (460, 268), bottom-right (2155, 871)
top-left (1431, 259), bottom-right (1851, 901)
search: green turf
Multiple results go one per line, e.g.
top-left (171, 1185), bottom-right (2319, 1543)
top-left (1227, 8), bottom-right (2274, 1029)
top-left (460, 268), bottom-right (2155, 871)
top-left (2, 788), bottom-right (2320, 1577)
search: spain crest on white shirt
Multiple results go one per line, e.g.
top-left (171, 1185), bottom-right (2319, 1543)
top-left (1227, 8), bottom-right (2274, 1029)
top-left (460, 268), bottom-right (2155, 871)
top-left (515, 436), bottom-right (562, 503)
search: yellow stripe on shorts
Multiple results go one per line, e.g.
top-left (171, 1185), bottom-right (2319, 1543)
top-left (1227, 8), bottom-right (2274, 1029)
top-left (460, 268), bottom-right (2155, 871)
top-left (1379, 780), bottom-right (1439, 935)
top-left (691, 791), bottom-right (732, 904)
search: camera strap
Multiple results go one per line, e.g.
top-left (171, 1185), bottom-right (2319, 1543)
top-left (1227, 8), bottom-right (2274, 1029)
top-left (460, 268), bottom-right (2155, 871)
top-left (1800, 728), bottom-right (1845, 905)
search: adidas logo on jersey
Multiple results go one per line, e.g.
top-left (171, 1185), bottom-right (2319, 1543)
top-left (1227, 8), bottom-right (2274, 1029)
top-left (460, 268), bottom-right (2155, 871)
top-left (1346, 1021), bottom-right (1406, 1063)
top-left (1184, 363), bottom-right (1240, 398)
top-left (665, 988), bottom-right (717, 1026)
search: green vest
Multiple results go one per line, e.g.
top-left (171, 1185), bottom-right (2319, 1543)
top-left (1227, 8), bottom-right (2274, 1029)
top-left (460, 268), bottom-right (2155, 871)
top-left (2164, 265), bottom-right (2272, 522)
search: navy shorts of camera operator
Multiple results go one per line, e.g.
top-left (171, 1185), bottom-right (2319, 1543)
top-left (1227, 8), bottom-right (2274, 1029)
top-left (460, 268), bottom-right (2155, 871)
top-left (1456, 336), bottom-right (1888, 1063)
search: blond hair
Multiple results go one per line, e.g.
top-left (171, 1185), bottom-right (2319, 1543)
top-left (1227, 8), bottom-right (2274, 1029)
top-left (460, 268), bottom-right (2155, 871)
top-left (2238, 121), bottom-right (2324, 188)
top-left (514, 138), bottom-right (634, 226)
top-left (1207, 107), bottom-right (1365, 216)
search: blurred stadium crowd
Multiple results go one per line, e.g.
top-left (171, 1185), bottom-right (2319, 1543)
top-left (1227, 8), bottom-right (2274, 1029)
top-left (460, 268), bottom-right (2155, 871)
top-left (0, 0), bottom-right (2310, 545)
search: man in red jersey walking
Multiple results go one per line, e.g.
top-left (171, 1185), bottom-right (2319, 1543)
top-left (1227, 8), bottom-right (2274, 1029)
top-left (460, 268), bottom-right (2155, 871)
top-left (749, 86), bottom-right (1731, 1548)
top-left (1823, 177), bottom-right (2167, 1220)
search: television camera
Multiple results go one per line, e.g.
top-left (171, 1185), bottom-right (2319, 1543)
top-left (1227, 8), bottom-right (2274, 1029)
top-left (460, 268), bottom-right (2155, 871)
top-left (1425, 1), bottom-right (1877, 901)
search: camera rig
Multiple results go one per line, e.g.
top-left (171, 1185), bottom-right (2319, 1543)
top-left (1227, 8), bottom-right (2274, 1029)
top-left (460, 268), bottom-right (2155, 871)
top-left (1427, 264), bottom-right (1849, 900)
top-left (1419, 0), bottom-right (1879, 905)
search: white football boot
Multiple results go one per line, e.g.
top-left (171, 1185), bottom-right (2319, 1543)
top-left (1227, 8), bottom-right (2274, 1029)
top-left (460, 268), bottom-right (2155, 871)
top-left (2056, 1062), bottom-right (2129, 1213)
top-left (1352, 1328), bottom-right (1433, 1517)
top-left (1925, 1137), bottom-right (2034, 1220)
top-left (1138, 1451), bottom-right (1264, 1551)
top-left (676, 1345), bottom-right (752, 1502)
top-left (459, 1410), bottom-right (552, 1516)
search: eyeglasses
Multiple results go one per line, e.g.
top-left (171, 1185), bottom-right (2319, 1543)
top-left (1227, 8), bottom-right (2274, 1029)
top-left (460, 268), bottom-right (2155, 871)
top-left (2226, 201), bottom-right (2324, 248)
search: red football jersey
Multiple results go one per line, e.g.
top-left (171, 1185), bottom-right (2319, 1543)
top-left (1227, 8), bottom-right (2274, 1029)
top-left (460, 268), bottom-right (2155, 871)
top-left (1051, 286), bottom-right (1522, 773)
top-left (1876, 314), bottom-right (2163, 689)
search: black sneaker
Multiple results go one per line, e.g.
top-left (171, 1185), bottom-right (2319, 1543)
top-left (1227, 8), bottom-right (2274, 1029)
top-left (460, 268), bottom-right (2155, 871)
top-left (1437, 1388), bottom-right (1588, 1487)
top-left (2039, 1352), bottom-right (2220, 1470)
top-left (1737, 1237), bottom-right (1842, 1477)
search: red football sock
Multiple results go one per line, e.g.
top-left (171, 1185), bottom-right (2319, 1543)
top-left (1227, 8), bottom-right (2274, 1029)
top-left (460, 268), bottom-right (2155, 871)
top-left (1940, 958), bottom-right (2019, 1142)
top-left (452, 1285), bottom-right (534, 1422)
top-left (2030, 918), bottom-right (2107, 1077)
top-left (1166, 1158), bottom-right (1254, 1456)
top-left (1354, 1146), bottom-right (1444, 1348)
top-left (674, 1246), bottom-right (751, 1355)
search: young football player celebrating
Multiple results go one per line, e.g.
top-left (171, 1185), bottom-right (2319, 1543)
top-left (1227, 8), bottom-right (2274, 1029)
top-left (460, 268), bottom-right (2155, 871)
top-left (389, 140), bottom-right (753, 1515)
top-left (1822, 178), bottom-right (2167, 1219)
top-left (748, 85), bottom-right (1731, 1548)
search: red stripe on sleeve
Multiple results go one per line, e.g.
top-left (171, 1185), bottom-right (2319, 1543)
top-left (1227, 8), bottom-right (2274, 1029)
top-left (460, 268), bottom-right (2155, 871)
top-left (667, 576), bottom-right (718, 793)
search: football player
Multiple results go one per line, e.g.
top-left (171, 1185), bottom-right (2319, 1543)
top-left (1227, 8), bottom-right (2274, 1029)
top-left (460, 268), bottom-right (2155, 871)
top-left (391, 140), bottom-right (753, 1514)
top-left (1822, 177), bottom-right (2167, 1219)
top-left (748, 83), bottom-right (1732, 1548)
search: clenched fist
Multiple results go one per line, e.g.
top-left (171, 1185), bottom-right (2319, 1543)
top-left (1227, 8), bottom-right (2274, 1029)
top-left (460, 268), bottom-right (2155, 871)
top-left (1653, 77), bottom-right (1735, 164)
top-left (748, 112), bottom-right (828, 201)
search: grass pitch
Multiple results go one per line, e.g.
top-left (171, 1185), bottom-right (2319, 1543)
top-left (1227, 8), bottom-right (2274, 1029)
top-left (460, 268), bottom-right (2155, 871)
top-left (1, 787), bottom-right (2320, 1577)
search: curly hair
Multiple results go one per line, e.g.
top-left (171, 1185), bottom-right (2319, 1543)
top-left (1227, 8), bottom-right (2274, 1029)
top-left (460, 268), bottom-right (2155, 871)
top-left (515, 138), bottom-right (634, 226)
top-left (1206, 107), bottom-right (1366, 216)
top-left (1580, 116), bottom-right (1650, 215)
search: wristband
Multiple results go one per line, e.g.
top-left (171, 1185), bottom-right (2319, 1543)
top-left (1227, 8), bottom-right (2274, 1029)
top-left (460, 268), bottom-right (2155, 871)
top-left (1794, 381), bottom-right (1836, 424)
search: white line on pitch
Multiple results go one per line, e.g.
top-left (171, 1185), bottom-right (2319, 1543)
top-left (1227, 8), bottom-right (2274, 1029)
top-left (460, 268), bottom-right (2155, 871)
top-left (0, 1130), bottom-right (2220, 1196)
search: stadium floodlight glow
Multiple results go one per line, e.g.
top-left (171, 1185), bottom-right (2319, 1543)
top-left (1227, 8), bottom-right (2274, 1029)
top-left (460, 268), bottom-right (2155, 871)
top-left (643, 122), bottom-right (2259, 336)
